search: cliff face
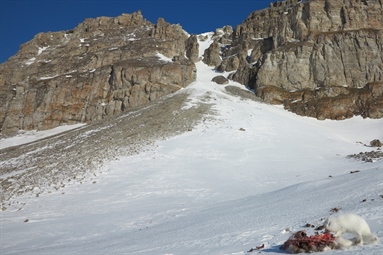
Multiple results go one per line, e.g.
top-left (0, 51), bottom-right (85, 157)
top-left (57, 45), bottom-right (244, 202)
top-left (2, 1), bottom-right (383, 135)
top-left (0, 11), bottom-right (197, 135)
top-left (205, 0), bottom-right (383, 119)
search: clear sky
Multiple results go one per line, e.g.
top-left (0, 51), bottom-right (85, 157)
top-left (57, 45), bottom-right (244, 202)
top-left (0, 0), bottom-right (271, 64)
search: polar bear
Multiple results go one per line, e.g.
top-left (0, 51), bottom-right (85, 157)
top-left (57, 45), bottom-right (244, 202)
top-left (324, 213), bottom-right (378, 246)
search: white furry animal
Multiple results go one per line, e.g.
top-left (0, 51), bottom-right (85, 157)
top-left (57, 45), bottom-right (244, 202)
top-left (324, 213), bottom-right (378, 246)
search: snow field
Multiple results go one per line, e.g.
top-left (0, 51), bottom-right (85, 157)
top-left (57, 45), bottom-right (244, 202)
top-left (1, 33), bottom-right (383, 255)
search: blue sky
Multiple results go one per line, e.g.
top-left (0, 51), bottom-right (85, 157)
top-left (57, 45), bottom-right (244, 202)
top-left (0, 0), bottom-right (271, 63)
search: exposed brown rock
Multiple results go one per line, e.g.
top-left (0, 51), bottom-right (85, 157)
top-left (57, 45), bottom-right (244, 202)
top-left (228, 60), bottom-right (257, 88)
top-left (370, 139), bottom-right (382, 147)
top-left (258, 83), bottom-right (383, 120)
top-left (202, 40), bottom-right (222, 67)
top-left (2, 0), bottom-right (383, 134)
top-left (185, 34), bottom-right (200, 63)
top-left (0, 11), bottom-right (196, 135)
top-left (214, 26), bottom-right (233, 45)
top-left (212, 75), bottom-right (229, 85)
top-left (216, 55), bottom-right (240, 72)
top-left (223, 0), bottom-right (383, 120)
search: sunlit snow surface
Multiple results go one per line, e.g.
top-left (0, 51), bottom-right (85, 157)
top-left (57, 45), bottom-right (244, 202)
top-left (0, 124), bottom-right (85, 150)
top-left (2, 35), bottom-right (383, 255)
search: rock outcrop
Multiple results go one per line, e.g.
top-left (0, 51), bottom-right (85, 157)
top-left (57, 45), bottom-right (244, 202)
top-left (203, 26), bottom-right (233, 67)
top-left (209, 0), bottom-right (383, 120)
top-left (185, 34), bottom-right (200, 63)
top-left (2, 0), bottom-right (383, 133)
top-left (370, 139), bottom-right (382, 147)
top-left (0, 11), bottom-right (197, 135)
top-left (202, 40), bottom-right (222, 67)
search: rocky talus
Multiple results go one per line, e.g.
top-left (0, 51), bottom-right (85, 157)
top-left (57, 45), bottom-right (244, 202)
top-left (203, 0), bottom-right (383, 120)
top-left (0, 89), bottom-right (214, 210)
top-left (0, 84), bottom-right (264, 209)
top-left (0, 11), bottom-right (197, 135)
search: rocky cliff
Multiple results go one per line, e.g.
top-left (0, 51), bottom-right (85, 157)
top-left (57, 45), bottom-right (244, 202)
top-left (0, 11), bottom-right (197, 135)
top-left (204, 0), bottom-right (383, 120)
top-left (2, 0), bottom-right (383, 136)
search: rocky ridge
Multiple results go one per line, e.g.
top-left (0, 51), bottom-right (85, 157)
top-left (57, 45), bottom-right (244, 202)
top-left (203, 0), bottom-right (383, 120)
top-left (0, 11), bottom-right (197, 135)
top-left (2, 0), bottom-right (383, 135)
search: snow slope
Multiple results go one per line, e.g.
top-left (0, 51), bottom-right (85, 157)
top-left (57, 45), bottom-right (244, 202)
top-left (2, 35), bottom-right (383, 255)
top-left (0, 124), bottom-right (85, 150)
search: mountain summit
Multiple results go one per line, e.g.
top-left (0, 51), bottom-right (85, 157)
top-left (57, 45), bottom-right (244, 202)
top-left (0, 11), bottom-right (196, 135)
top-left (1, 0), bottom-right (383, 135)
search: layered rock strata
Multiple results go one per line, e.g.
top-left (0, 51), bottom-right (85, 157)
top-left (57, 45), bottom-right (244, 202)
top-left (0, 11), bottom-right (197, 134)
top-left (205, 0), bottom-right (383, 119)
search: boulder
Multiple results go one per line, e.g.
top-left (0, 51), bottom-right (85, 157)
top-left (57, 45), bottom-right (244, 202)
top-left (212, 75), bottom-right (229, 85)
top-left (370, 139), bottom-right (382, 147)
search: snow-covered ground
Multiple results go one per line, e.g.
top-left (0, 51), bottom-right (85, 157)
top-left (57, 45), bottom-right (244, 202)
top-left (0, 124), bottom-right (85, 150)
top-left (2, 36), bottom-right (383, 255)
